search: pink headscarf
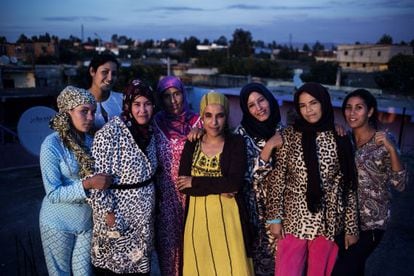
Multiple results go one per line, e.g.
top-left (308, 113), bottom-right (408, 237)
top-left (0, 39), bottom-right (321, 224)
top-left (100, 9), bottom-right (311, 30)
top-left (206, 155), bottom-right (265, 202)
top-left (154, 76), bottom-right (199, 140)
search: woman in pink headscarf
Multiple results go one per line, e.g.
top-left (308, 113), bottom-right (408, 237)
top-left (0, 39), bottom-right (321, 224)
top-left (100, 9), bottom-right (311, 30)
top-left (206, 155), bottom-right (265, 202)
top-left (153, 76), bottom-right (201, 276)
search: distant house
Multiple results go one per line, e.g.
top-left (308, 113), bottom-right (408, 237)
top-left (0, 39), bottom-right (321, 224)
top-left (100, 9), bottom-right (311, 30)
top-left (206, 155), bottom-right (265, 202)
top-left (337, 44), bottom-right (413, 72)
top-left (0, 64), bottom-right (77, 89)
top-left (5, 41), bottom-right (58, 64)
top-left (196, 43), bottom-right (228, 51)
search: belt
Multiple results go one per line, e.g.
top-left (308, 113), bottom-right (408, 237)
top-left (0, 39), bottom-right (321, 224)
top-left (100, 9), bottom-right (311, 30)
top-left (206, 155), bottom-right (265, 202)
top-left (109, 177), bottom-right (154, 190)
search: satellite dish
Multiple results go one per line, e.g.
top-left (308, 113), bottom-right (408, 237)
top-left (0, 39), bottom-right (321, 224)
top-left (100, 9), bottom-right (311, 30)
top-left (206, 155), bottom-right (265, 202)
top-left (0, 55), bottom-right (10, 65)
top-left (10, 56), bottom-right (18, 64)
top-left (17, 106), bottom-right (56, 156)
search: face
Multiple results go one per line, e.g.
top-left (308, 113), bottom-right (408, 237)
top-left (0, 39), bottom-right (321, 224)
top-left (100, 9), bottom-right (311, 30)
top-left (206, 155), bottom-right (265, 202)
top-left (162, 87), bottom-right (184, 115)
top-left (298, 92), bottom-right (322, 124)
top-left (343, 96), bottom-right (373, 129)
top-left (131, 96), bottom-right (154, 125)
top-left (90, 61), bottom-right (118, 92)
top-left (68, 103), bottom-right (96, 133)
top-left (202, 104), bottom-right (226, 137)
top-left (247, 91), bottom-right (271, 122)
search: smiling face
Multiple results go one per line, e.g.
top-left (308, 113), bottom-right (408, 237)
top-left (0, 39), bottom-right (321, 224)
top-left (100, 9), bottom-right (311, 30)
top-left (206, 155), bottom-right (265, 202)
top-left (343, 96), bottom-right (373, 130)
top-left (298, 92), bottom-right (322, 124)
top-left (162, 87), bottom-right (184, 115)
top-left (131, 96), bottom-right (154, 125)
top-left (68, 103), bottom-right (96, 133)
top-left (202, 104), bottom-right (226, 137)
top-left (247, 91), bottom-right (271, 122)
top-left (89, 61), bottom-right (118, 93)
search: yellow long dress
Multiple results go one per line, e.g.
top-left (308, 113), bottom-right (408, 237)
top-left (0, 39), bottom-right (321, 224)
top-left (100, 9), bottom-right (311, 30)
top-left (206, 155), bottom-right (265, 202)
top-left (183, 142), bottom-right (252, 276)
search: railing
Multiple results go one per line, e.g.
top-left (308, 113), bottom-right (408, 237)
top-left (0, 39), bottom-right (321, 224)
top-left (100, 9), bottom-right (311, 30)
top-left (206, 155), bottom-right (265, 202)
top-left (0, 124), bottom-right (18, 144)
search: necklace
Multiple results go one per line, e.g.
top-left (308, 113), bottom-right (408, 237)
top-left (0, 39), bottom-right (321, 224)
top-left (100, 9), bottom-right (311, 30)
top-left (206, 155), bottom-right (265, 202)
top-left (355, 130), bottom-right (375, 148)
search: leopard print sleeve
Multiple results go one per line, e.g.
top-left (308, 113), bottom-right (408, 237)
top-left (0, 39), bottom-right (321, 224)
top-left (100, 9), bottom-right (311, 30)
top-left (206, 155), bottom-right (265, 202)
top-left (264, 127), bottom-right (290, 221)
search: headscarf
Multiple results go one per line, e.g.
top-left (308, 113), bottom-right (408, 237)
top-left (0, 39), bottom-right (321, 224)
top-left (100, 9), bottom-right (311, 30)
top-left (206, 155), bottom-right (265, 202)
top-left (49, 86), bottom-right (96, 178)
top-left (239, 82), bottom-right (281, 141)
top-left (293, 82), bottom-right (357, 213)
top-left (200, 91), bottom-right (229, 117)
top-left (122, 78), bottom-right (155, 151)
top-left (154, 76), bottom-right (199, 140)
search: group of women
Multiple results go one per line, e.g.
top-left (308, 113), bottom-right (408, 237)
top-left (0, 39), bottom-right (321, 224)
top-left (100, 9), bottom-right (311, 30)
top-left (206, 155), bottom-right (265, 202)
top-left (39, 53), bottom-right (406, 276)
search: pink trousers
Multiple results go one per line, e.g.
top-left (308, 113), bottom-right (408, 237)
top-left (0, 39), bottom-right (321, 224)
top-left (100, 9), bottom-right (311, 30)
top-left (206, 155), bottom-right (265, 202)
top-left (275, 234), bottom-right (338, 276)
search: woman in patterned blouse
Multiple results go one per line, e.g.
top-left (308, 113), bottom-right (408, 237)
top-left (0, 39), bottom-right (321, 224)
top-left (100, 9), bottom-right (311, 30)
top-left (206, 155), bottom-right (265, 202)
top-left (234, 82), bottom-right (283, 275)
top-left (39, 86), bottom-right (111, 276)
top-left (332, 88), bottom-right (406, 276)
top-left (265, 82), bottom-right (359, 276)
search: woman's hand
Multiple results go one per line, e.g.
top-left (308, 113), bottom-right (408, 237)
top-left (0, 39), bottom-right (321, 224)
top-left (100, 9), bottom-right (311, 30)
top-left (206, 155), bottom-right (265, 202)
top-left (269, 223), bottom-right (285, 241)
top-left (106, 212), bottom-right (116, 227)
top-left (83, 173), bottom-right (112, 190)
top-left (335, 123), bottom-right (346, 137)
top-left (187, 127), bottom-right (204, 142)
top-left (177, 176), bottom-right (193, 190)
top-left (344, 234), bottom-right (358, 249)
top-left (374, 130), bottom-right (393, 151)
top-left (260, 131), bottom-right (283, 162)
top-left (221, 192), bottom-right (236, 198)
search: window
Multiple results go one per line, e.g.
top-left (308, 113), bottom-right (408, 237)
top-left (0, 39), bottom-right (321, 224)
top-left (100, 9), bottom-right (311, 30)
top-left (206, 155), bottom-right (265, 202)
top-left (344, 51), bottom-right (348, 55)
top-left (377, 51), bottom-right (381, 56)
top-left (360, 51), bottom-right (363, 56)
top-left (346, 62), bottom-right (350, 67)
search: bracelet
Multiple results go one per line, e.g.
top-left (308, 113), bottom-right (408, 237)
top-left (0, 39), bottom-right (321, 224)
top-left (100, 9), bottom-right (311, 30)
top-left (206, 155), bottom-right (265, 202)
top-left (266, 218), bottom-right (282, 224)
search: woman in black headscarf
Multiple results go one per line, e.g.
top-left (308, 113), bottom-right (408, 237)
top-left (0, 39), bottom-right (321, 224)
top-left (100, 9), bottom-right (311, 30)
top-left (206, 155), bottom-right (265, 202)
top-left (234, 82), bottom-right (284, 275)
top-left (265, 82), bottom-right (358, 276)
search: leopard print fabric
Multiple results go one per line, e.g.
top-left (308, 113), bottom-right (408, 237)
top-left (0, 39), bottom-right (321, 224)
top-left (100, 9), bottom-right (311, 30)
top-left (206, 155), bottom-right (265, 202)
top-left (265, 126), bottom-right (358, 241)
top-left (88, 116), bottom-right (157, 274)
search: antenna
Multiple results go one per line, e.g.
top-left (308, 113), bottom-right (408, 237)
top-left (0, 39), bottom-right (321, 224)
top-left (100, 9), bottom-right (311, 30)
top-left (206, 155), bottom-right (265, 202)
top-left (17, 106), bottom-right (56, 156)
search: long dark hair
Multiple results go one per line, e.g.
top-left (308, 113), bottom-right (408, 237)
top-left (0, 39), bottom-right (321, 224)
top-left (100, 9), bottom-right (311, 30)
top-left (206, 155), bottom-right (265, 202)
top-left (342, 89), bottom-right (379, 130)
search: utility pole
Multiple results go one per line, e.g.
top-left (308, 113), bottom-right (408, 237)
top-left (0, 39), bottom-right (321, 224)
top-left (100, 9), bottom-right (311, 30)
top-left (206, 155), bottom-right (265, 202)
top-left (94, 32), bottom-right (103, 54)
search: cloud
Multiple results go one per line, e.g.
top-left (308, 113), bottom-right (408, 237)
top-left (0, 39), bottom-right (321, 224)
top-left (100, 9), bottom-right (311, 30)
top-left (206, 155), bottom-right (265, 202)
top-left (226, 4), bottom-right (263, 10)
top-left (226, 4), bottom-right (325, 11)
top-left (134, 6), bottom-right (205, 12)
top-left (43, 16), bottom-right (108, 22)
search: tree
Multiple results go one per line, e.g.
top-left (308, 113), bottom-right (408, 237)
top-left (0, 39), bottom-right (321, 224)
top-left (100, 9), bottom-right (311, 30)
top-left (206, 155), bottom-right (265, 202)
top-left (16, 34), bottom-right (30, 43)
top-left (312, 41), bottom-right (324, 52)
top-left (214, 36), bottom-right (228, 46)
top-left (201, 38), bottom-right (210, 45)
top-left (302, 43), bottom-right (310, 52)
top-left (301, 62), bottom-right (339, 85)
top-left (181, 36), bottom-right (200, 60)
top-left (377, 34), bottom-right (393, 45)
top-left (229, 28), bottom-right (253, 58)
top-left (387, 54), bottom-right (414, 94)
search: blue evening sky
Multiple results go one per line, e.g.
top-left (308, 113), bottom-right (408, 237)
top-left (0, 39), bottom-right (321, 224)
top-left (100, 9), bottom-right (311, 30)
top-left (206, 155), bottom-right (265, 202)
top-left (1, 0), bottom-right (413, 44)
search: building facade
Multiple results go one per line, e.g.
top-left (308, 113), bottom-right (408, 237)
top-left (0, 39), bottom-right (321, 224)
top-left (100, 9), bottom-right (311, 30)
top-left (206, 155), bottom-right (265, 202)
top-left (337, 44), bottom-right (413, 72)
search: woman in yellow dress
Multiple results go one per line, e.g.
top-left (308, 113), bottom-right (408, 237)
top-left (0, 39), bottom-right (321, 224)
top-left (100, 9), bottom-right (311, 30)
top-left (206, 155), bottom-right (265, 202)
top-left (177, 91), bottom-right (253, 276)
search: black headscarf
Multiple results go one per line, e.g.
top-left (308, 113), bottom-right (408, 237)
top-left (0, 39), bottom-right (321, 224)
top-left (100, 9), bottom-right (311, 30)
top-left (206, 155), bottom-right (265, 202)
top-left (240, 83), bottom-right (281, 141)
top-left (293, 82), bottom-right (357, 213)
top-left (122, 79), bottom-right (155, 151)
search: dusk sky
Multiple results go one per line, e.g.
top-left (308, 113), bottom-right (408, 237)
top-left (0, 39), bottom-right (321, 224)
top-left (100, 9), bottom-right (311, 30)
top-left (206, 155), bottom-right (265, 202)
top-left (1, 0), bottom-right (413, 45)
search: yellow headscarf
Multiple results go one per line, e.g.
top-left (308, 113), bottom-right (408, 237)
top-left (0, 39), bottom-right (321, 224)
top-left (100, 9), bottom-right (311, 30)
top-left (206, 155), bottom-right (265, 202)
top-left (199, 91), bottom-right (229, 117)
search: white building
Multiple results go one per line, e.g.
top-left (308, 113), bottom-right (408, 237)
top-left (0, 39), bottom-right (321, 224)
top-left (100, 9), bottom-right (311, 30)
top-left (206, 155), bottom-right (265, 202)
top-left (337, 44), bottom-right (413, 72)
